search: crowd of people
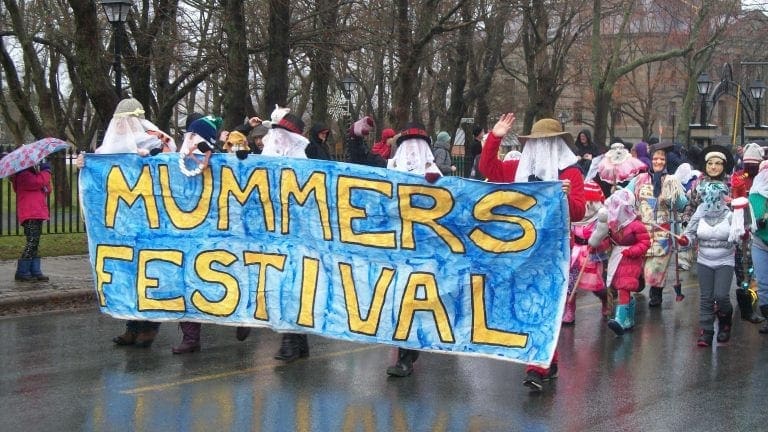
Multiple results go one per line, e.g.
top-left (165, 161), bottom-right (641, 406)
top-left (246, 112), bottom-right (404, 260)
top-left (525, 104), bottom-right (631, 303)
top-left (21, 96), bottom-right (767, 394)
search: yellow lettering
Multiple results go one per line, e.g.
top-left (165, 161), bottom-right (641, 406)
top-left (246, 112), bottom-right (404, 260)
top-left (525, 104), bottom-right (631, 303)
top-left (339, 263), bottom-right (394, 335)
top-left (297, 257), bottom-right (319, 327)
top-left (158, 165), bottom-right (212, 229)
top-left (137, 249), bottom-right (185, 311)
top-left (337, 176), bottom-right (396, 248)
top-left (393, 272), bottom-right (454, 343)
top-left (398, 185), bottom-right (464, 252)
top-left (280, 170), bottom-right (332, 240)
top-left (190, 250), bottom-right (239, 316)
top-left (243, 252), bottom-right (286, 320)
top-left (94, 245), bottom-right (134, 307)
top-left (469, 190), bottom-right (537, 253)
top-left (470, 274), bottom-right (528, 347)
top-left (218, 166), bottom-right (275, 231)
top-left (105, 165), bottom-right (159, 228)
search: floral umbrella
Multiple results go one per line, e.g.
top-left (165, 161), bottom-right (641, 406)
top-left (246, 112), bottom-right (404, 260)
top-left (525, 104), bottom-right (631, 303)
top-left (0, 138), bottom-right (70, 179)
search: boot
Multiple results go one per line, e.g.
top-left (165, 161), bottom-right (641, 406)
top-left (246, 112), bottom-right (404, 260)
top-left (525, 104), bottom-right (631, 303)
top-left (112, 330), bottom-right (137, 346)
top-left (716, 311), bottom-right (732, 343)
top-left (135, 328), bottom-right (158, 348)
top-left (697, 329), bottom-right (714, 347)
top-left (29, 257), bottom-right (49, 282)
top-left (172, 322), bottom-right (201, 354)
top-left (626, 297), bottom-right (637, 329)
top-left (648, 287), bottom-right (663, 308)
top-left (235, 327), bottom-right (251, 341)
top-left (274, 333), bottom-right (307, 362)
top-left (760, 306), bottom-right (768, 334)
top-left (736, 288), bottom-right (764, 323)
top-left (14, 259), bottom-right (34, 282)
top-left (562, 300), bottom-right (576, 326)
top-left (607, 304), bottom-right (631, 336)
top-left (386, 348), bottom-right (420, 377)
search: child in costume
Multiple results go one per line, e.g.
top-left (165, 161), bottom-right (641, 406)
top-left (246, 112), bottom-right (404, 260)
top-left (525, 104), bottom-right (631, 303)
top-left (589, 188), bottom-right (650, 336)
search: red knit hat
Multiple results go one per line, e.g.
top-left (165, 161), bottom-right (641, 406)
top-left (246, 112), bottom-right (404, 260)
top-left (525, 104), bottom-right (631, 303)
top-left (584, 180), bottom-right (605, 202)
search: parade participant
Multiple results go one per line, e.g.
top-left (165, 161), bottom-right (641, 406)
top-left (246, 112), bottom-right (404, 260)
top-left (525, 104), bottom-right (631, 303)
top-left (247, 124), bottom-right (269, 154)
top-left (597, 142), bottom-right (647, 194)
top-left (80, 97), bottom-right (176, 348)
top-left (384, 120), bottom-right (442, 377)
top-left (371, 128), bottom-right (396, 159)
top-left (179, 115), bottom-right (222, 174)
top-left (564, 180), bottom-right (610, 325)
top-left (589, 188), bottom-right (650, 336)
top-left (678, 182), bottom-right (746, 345)
top-left (574, 128), bottom-right (599, 176)
top-left (625, 142), bottom-right (687, 308)
top-left (432, 131), bottom-right (456, 175)
top-left (479, 113), bottom-right (585, 392)
top-left (731, 142), bottom-right (765, 323)
top-left (305, 123), bottom-right (333, 160)
top-left (749, 168), bottom-right (768, 333)
top-left (11, 162), bottom-right (51, 282)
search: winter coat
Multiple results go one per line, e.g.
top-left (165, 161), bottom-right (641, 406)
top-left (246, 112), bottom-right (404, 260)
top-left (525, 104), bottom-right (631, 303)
top-left (346, 134), bottom-right (386, 167)
top-left (305, 123), bottom-right (332, 161)
top-left (594, 218), bottom-right (650, 291)
top-left (433, 137), bottom-right (453, 175)
top-left (11, 167), bottom-right (51, 224)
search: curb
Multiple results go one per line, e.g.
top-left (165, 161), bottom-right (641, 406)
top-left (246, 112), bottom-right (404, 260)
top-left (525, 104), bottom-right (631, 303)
top-left (0, 288), bottom-right (95, 309)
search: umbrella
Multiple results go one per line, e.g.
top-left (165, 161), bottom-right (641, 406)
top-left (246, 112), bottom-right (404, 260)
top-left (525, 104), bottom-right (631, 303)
top-left (0, 138), bottom-right (70, 179)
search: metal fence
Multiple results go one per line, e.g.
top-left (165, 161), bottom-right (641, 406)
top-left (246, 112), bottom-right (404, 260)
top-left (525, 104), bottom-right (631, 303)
top-left (1, 148), bottom-right (84, 237)
top-left (0, 149), bottom-right (473, 237)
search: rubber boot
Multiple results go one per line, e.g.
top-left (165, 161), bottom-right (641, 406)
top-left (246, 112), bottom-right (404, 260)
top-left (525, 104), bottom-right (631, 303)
top-left (172, 322), bottom-right (201, 354)
top-left (15, 259), bottom-right (34, 282)
top-left (626, 297), bottom-right (637, 329)
top-left (135, 323), bottom-right (159, 348)
top-left (274, 333), bottom-right (307, 362)
top-left (607, 304), bottom-right (631, 336)
top-left (716, 311), bottom-right (732, 343)
top-left (298, 334), bottom-right (309, 357)
top-left (562, 300), bottom-right (576, 326)
top-left (648, 287), bottom-right (663, 308)
top-left (760, 305), bottom-right (768, 334)
top-left (386, 348), bottom-right (420, 377)
top-left (235, 327), bottom-right (251, 341)
top-left (736, 288), bottom-right (764, 323)
top-left (29, 257), bottom-right (49, 282)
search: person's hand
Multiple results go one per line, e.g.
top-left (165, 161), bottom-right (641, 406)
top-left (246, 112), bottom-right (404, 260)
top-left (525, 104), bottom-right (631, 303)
top-left (352, 116), bottom-right (375, 137)
top-left (248, 116), bottom-right (262, 127)
top-left (75, 153), bottom-right (85, 169)
top-left (491, 113), bottom-right (515, 138)
top-left (584, 153), bottom-right (593, 160)
top-left (219, 131), bottom-right (229, 142)
top-left (597, 208), bottom-right (608, 223)
top-left (137, 148), bottom-right (150, 156)
top-left (676, 236), bottom-right (690, 247)
top-left (451, 165), bottom-right (457, 172)
top-left (561, 179), bottom-right (571, 195)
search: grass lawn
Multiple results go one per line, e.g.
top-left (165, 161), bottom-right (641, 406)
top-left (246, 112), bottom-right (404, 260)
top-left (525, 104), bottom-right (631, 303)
top-left (0, 232), bottom-right (88, 260)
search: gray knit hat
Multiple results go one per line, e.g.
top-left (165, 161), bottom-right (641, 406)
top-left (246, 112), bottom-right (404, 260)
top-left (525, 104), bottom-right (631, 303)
top-left (113, 98), bottom-right (145, 119)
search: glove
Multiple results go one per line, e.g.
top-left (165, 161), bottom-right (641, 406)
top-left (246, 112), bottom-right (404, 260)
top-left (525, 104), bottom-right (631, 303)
top-left (352, 116), bottom-right (375, 137)
top-left (235, 150), bottom-right (250, 160)
top-left (596, 208), bottom-right (608, 223)
top-left (196, 141), bottom-right (213, 153)
top-left (149, 148), bottom-right (162, 156)
top-left (588, 220), bottom-right (609, 248)
top-left (425, 172), bottom-right (440, 183)
top-left (677, 236), bottom-right (690, 247)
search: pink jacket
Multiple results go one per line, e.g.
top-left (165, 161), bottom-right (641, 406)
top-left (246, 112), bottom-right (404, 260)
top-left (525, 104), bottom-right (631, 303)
top-left (11, 168), bottom-right (51, 224)
top-left (595, 218), bottom-right (650, 291)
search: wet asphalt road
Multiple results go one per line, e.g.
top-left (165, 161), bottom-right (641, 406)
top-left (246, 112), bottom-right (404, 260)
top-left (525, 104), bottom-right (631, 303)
top-left (1, 270), bottom-right (767, 432)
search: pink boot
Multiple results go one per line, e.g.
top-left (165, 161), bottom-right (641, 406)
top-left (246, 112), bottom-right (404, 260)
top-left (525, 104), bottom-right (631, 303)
top-left (562, 301), bottom-right (576, 326)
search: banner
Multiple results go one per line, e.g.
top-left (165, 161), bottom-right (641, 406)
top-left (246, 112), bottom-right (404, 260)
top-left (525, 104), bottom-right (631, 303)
top-left (80, 153), bottom-right (570, 366)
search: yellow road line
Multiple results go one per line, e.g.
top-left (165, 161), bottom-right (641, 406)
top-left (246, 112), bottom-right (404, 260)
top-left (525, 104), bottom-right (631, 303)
top-left (121, 345), bottom-right (380, 395)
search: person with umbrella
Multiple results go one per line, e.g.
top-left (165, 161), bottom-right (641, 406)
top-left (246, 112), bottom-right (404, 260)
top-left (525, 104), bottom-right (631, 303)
top-left (10, 160), bottom-right (52, 282)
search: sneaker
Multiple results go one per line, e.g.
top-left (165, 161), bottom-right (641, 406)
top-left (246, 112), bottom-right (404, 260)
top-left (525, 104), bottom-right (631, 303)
top-left (523, 371), bottom-right (544, 391)
top-left (697, 329), bottom-right (714, 347)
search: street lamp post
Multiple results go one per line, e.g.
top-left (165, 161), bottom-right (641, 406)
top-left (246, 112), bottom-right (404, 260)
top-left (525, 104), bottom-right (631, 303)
top-left (670, 106), bottom-right (677, 143)
top-left (750, 78), bottom-right (766, 128)
top-left (697, 72), bottom-right (713, 126)
top-left (100, 0), bottom-right (133, 98)
top-left (340, 75), bottom-right (357, 132)
top-left (557, 111), bottom-right (568, 131)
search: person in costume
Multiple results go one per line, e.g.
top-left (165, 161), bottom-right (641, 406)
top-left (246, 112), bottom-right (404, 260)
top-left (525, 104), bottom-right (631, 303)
top-left (731, 142), bottom-right (765, 323)
top-left (596, 142), bottom-right (647, 194)
top-left (179, 115), bottom-right (222, 173)
top-left (78, 98), bottom-right (176, 348)
top-left (625, 142), bottom-right (688, 308)
top-left (589, 188), bottom-right (650, 336)
top-left (11, 161), bottom-right (52, 282)
top-left (678, 180), bottom-right (746, 346)
top-left (479, 113), bottom-right (585, 392)
top-left (564, 180), bottom-right (610, 324)
top-left (748, 168), bottom-right (768, 333)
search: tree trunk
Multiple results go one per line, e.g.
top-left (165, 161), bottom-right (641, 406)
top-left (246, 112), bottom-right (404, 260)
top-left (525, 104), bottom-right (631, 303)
top-left (221, 0), bottom-right (253, 129)
top-left (264, 0), bottom-right (291, 110)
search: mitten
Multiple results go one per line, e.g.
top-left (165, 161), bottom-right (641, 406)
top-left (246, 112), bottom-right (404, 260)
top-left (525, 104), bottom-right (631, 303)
top-left (621, 248), bottom-right (632, 257)
top-left (677, 236), bottom-right (690, 247)
top-left (425, 172), bottom-right (440, 183)
top-left (588, 209), bottom-right (609, 248)
top-left (352, 116), bottom-right (375, 137)
top-left (235, 150), bottom-right (250, 160)
top-left (149, 148), bottom-right (162, 156)
top-left (196, 141), bottom-right (213, 153)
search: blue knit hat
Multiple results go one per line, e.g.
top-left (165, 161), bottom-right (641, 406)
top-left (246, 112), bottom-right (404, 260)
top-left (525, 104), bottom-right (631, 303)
top-left (188, 116), bottom-right (222, 145)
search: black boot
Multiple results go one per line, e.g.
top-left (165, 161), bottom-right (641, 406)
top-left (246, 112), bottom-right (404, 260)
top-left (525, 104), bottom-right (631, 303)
top-left (736, 288), bottom-right (764, 323)
top-left (760, 306), bottom-right (768, 334)
top-left (386, 348), bottom-right (420, 377)
top-left (274, 333), bottom-right (307, 362)
top-left (716, 311), bottom-right (732, 343)
top-left (649, 287), bottom-right (663, 308)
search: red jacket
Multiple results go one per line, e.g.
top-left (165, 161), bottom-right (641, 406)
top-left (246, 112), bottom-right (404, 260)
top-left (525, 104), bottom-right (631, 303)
top-left (479, 132), bottom-right (586, 222)
top-left (11, 168), bottom-right (51, 224)
top-left (595, 218), bottom-right (650, 291)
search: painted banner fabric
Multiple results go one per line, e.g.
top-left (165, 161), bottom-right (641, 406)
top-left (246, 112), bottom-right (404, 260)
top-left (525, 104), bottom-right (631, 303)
top-left (80, 153), bottom-right (570, 366)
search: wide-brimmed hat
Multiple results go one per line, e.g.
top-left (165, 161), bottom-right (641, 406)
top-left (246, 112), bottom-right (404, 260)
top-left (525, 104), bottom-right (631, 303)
top-left (397, 122), bottom-right (431, 145)
top-left (701, 144), bottom-right (734, 174)
top-left (650, 140), bottom-right (675, 154)
top-left (517, 118), bottom-right (573, 148)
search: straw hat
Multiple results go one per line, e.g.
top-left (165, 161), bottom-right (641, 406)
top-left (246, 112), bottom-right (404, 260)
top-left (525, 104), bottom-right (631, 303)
top-left (517, 118), bottom-right (573, 148)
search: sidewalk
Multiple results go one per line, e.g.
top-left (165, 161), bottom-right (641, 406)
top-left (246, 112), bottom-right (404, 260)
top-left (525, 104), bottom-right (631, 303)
top-left (0, 255), bottom-right (95, 316)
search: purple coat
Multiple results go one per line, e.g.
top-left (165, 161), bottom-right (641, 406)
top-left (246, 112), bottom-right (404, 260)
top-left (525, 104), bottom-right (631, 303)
top-left (11, 168), bottom-right (51, 224)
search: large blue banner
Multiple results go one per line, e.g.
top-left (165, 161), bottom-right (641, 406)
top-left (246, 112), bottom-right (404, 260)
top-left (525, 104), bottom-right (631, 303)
top-left (80, 153), bottom-right (569, 366)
